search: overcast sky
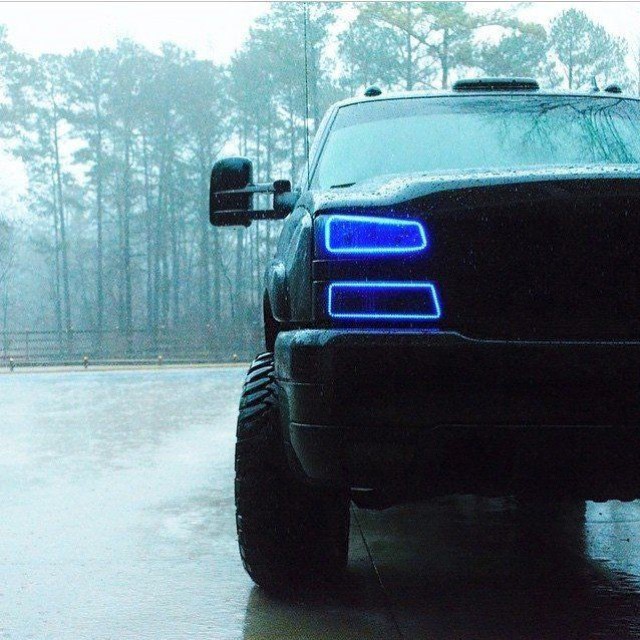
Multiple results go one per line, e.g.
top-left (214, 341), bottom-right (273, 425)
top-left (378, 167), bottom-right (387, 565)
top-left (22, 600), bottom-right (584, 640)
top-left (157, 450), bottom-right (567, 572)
top-left (1, 2), bottom-right (639, 62)
top-left (1, 1), bottom-right (639, 220)
top-left (0, 1), bottom-right (271, 62)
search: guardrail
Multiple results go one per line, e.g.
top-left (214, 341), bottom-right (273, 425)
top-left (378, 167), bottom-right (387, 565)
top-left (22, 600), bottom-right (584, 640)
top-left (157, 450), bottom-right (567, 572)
top-left (0, 327), bottom-right (262, 368)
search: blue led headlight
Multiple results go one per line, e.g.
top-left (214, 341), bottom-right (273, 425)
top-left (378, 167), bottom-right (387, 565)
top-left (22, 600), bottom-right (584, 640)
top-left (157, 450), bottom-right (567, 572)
top-left (328, 281), bottom-right (442, 321)
top-left (325, 215), bottom-right (427, 255)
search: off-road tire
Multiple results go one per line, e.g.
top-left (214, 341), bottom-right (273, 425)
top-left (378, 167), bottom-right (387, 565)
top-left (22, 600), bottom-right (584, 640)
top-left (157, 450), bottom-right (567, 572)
top-left (235, 352), bottom-right (350, 592)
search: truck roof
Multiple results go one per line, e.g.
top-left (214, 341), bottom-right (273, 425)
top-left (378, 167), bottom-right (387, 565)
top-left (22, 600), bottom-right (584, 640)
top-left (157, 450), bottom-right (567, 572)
top-left (334, 88), bottom-right (640, 110)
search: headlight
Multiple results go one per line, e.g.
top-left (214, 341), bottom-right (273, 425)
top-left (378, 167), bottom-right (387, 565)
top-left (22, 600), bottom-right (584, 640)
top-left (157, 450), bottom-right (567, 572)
top-left (324, 215), bottom-right (427, 255)
top-left (328, 281), bottom-right (441, 320)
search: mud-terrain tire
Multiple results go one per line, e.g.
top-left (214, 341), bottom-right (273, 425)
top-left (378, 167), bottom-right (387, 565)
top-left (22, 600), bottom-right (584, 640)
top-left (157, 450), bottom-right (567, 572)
top-left (235, 352), bottom-right (350, 592)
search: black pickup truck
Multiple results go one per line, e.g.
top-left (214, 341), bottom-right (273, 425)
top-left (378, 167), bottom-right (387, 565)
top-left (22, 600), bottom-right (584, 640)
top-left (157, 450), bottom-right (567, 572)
top-left (209, 77), bottom-right (640, 592)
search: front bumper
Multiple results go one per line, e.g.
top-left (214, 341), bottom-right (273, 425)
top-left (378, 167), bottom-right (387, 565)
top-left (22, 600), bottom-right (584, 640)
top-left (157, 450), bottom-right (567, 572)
top-left (275, 330), bottom-right (640, 498)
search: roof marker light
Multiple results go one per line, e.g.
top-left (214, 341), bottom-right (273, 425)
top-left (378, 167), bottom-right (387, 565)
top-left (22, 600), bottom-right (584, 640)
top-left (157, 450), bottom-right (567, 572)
top-left (325, 215), bottom-right (427, 255)
top-left (328, 281), bottom-right (442, 321)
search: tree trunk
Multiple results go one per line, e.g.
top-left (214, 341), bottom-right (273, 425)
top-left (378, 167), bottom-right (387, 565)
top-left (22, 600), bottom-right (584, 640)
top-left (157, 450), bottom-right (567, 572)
top-left (51, 96), bottom-right (72, 348)
top-left (122, 128), bottom-right (133, 346)
top-left (94, 96), bottom-right (105, 341)
top-left (212, 227), bottom-right (221, 325)
top-left (50, 169), bottom-right (63, 345)
top-left (169, 168), bottom-right (180, 329)
top-left (289, 98), bottom-right (297, 178)
top-left (636, 44), bottom-right (640, 96)
top-left (199, 147), bottom-right (211, 324)
top-left (142, 133), bottom-right (154, 333)
top-left (154, 149), bottom-right (165, 335)
top-left (234, 227), bottom-right (244, 328)
top-left (405, 5), bottom-right (414, 90)
top-left (568, 48), bottom-right (573, 89)
top-left (160, 153), bottom-right (171, 328)
top-left (265, 118), bottom-right (273, 257)
top-left (441, 28), bottom-right (449, 89)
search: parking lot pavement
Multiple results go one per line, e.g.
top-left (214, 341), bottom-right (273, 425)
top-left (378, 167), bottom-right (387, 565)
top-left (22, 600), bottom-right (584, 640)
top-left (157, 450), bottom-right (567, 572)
top-left (1, 367), bottom-right (640, 639)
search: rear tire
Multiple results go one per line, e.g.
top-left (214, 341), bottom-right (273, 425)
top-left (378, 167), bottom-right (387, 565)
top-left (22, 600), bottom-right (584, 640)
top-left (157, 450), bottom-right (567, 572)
top-left (235, 352), bottom-right (350, 592)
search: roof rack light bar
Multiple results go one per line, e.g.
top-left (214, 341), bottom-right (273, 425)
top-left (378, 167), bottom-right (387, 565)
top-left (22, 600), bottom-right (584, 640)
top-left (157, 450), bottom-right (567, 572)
top-left (452, 77), bottom-right (540, 92)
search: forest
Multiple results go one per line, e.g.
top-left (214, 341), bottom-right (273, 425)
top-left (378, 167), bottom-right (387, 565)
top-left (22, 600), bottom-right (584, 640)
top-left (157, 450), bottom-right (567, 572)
top-left (0, 2), bottom-right (635, 361)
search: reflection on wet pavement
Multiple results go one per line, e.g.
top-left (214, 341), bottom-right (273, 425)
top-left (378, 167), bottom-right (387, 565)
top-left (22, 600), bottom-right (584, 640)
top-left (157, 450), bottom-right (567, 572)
top-left (1, 368), bottom-right (640, 639)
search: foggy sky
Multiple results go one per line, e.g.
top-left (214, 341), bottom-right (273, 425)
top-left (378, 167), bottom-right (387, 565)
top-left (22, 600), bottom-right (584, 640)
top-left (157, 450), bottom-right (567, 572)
top-left (1, 2), bottom-right (638, 62)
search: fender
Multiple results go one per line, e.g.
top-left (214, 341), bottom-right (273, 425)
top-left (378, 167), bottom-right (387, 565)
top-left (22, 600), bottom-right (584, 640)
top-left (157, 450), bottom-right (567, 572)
top-left (265, 260), bottom-right (288, 321)
top-left (265, 207), bottom-right (313, 324)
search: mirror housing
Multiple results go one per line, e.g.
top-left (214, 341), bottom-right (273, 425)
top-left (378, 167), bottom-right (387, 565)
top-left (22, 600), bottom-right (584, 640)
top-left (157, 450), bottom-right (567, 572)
top-left (209, 157), bottom-right (296, 227)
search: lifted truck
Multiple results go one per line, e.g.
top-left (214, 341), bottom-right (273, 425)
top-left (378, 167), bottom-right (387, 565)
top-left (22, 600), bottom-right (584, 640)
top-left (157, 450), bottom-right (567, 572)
top-left (209, 78), bottom-right (640, 592)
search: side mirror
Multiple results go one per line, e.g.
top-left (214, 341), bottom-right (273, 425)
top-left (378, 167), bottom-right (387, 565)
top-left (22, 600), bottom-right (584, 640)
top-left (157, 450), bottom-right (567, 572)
top-left (209, 156), bottom-right (297, 227)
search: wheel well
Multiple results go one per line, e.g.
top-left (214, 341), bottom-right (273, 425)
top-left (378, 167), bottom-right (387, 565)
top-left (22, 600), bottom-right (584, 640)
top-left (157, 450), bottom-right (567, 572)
top-left (263, 294), bottom-right (280, 352)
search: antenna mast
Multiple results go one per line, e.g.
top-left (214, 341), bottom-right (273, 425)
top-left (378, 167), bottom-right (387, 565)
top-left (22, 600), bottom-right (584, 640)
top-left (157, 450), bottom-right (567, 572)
top-left (303, 1), bottom-right (311, 187)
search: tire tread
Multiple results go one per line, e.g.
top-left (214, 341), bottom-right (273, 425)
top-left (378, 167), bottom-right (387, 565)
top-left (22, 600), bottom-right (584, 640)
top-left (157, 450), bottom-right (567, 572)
top-left (234, 352), bottom-right (349, 592)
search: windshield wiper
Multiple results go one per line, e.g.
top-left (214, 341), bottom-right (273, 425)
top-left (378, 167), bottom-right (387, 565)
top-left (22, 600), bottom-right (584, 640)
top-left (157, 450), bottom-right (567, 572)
top-left (329, 182), bottom-right (356, 189)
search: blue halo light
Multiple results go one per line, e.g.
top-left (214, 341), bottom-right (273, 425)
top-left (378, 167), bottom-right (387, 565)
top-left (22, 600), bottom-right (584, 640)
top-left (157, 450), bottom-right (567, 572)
top-left (325, 215), bottom-right (427, 254)
top-left (328, 281), bottom-right (442, 320)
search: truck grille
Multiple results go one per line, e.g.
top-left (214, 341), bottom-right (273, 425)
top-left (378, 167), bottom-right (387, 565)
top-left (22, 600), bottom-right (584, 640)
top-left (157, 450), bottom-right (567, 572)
top-left (425, 183), bottom-right (640, 340)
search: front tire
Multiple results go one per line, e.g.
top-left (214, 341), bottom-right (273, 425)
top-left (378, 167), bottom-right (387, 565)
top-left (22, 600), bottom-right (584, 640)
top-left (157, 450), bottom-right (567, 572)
top-left (235, 353), bottom-right (350, 592)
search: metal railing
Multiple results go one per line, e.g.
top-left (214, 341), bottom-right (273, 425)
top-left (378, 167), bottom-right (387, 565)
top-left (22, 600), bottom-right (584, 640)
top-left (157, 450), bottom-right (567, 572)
top-left (0, 326), bottom-right (262, 368)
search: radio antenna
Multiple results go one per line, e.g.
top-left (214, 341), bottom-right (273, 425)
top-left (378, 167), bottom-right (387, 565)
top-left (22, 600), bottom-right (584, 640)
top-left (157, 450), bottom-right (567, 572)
top-left (303, 1), bottom-right (311, 187)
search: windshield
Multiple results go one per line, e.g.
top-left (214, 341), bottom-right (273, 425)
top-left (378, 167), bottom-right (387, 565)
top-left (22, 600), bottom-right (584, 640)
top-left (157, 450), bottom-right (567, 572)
top-left (313, 95), bottom-right (640, 189)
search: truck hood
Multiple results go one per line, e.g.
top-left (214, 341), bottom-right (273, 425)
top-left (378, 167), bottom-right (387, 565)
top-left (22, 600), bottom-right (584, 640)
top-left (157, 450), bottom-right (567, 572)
top-left (307, 163), bottom-right (640, 342)
top-left (305, 164), bottom-right (640, 214)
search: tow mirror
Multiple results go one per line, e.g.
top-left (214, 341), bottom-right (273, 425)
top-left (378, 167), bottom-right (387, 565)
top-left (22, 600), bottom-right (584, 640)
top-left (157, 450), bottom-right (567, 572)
top-left (209, 156), bottom-right (297, 227)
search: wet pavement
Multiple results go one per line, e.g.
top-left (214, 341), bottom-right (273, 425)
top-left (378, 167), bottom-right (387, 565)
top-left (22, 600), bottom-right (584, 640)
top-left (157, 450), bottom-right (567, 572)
top-left (1, 367), bottom-right (640, 639)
